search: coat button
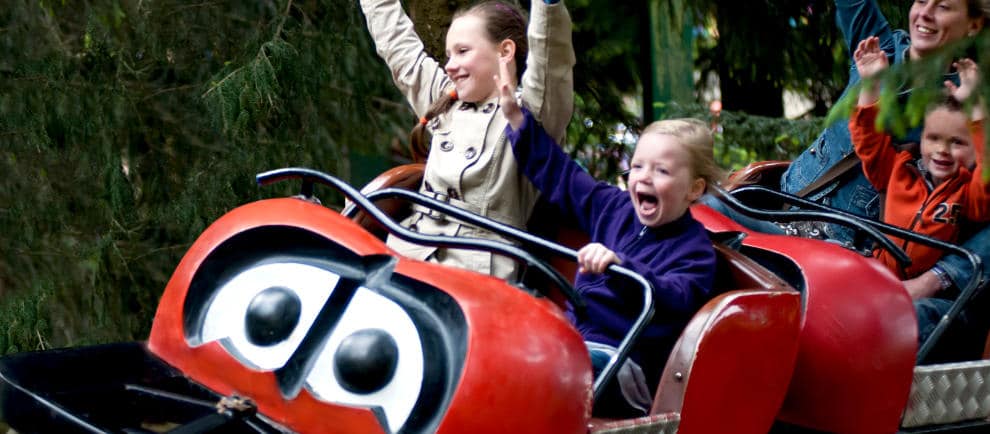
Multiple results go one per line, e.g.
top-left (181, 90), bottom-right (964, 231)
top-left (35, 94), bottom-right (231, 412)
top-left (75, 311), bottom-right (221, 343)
top-left (482, 102), bottom-right (495, 113)
top-left (809, 147), bottom-right (816, 154)
top-left (434, 248), bottom-right (446, 261)
top-left (447, 188), bottom-right (460, 200)
top-left (439, 141), bottom-right (453, 151)
top-left (464, 147), bottom-right (477, 159)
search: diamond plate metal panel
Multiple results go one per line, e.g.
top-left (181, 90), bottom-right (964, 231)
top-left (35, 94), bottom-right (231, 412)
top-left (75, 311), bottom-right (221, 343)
top-left (902, 360), bottom-right (990, 428)
top-left (590, 413), bottom-right (680, 434)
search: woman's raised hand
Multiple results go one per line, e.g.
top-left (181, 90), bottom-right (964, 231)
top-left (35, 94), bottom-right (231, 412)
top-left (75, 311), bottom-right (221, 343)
top-left (496, 57), bottom-right (524, 130)
top-left (853, 36), bottom-right (889, 79)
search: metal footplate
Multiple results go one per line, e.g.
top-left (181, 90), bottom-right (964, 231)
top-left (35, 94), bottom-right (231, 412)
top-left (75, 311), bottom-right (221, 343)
top-left (588, 412), bottom-right (680, 434)
top-left (902, 360), bottom-right (990, 428)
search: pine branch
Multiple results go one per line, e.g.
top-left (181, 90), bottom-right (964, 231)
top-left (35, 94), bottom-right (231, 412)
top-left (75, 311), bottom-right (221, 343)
top-left (274, 0), bottom-right (294, 41)
top-left (163, 1), bottom-right (224, 18)
top-left (36, 5), bottom-right (71, 57)
top-left (324, 83), bottom-right (409, 111)
top-left (141, 84), bottom-right (197, 101)
top-left (201, 66), bottom-right (244, 98)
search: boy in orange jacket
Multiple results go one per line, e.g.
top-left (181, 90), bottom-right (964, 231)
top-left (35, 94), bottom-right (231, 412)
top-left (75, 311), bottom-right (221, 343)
top-left (851, 36), bottom-right (990, 344)
top-left (852, 36), bottom-right (990, 280)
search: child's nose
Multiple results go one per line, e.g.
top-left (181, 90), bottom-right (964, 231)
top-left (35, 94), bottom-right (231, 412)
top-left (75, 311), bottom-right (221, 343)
top-left (930, 145), bottom-right (951, 158)
top-left (444, 58), bottom-right (458, 73)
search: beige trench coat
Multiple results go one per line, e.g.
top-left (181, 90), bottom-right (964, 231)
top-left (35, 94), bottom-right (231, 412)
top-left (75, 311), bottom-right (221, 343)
top-left (359, 0), bottom-right (575, 279)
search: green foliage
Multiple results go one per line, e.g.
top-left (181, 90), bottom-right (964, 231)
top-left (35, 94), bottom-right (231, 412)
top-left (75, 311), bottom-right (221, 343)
top-left (0, 281), bottom-right (53, 355)
top-left (566, 99), bottom-right (822, 179)
top-left (690, 0), bottom-right (906, 116)
top-left (583, 102), bottom-right (820, 172)
top-left (6, 0), bottom-right (982, 361)
top-left (563, 0), bottom-right (647, 178)
top-left (1, 0), bottom-right (410, 352)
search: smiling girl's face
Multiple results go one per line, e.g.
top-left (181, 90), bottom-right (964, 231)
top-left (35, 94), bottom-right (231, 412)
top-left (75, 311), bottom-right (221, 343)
top-left (444, 15), bottom-right (503, 103)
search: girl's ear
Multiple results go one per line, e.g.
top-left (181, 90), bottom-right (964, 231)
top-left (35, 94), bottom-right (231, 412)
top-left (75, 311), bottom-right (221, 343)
top-left (498, 39), bottom-right (516, 61)
top-left (688, 178), bottom-right (706, 202)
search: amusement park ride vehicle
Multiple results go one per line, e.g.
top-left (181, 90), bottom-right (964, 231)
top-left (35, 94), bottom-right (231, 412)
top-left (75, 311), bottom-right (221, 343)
top-left (0, 164), bottom-right (987, 434)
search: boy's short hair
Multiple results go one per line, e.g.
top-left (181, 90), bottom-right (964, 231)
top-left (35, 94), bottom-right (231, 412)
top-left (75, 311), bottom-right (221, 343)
top-left (930, 94), bottom-right (965, 114)
top-left (642, 118), bottom-right (724, 191)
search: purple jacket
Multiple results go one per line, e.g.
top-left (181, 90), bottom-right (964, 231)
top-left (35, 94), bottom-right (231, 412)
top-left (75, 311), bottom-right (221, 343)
top-left (506, 109), bottom-right (716, 386)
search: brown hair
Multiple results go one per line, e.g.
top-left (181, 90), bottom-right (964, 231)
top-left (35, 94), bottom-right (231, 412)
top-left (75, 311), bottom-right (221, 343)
top-left (641, 118), bottom-right (724, 196)
top-left (408, 1), bottom-right (528, 162)
top-left (932, 94), bottom-right (965, 113)
top-left (967, 0), bottom-right (990, 19)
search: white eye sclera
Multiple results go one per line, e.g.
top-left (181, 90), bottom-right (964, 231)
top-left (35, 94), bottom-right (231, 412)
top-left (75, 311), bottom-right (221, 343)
top-left (305, 288), bottom-right (424, 433)
top-left (194, 262), bottom-right (426, 433)
top-left (197, 262), bottom-right (339, 370)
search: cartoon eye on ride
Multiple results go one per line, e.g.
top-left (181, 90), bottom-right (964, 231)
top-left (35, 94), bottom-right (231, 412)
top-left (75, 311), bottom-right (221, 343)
top-left (194, 262), bottom-right (340, 370)
top-left (182, 226), bottom-right (466, 434)
top-left (305, 287), bottom-right (425, 432)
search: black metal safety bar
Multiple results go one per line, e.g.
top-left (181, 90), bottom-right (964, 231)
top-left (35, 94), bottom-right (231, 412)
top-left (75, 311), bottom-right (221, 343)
top-left (711, 184), bottom-right (912, 266)
top-left (716, 184), bottom-right (983, 363)
top-left (257, 168), bottom-right (579, 312)
top-left (257, 168), bottom-right (654, 402)
top-left (345, 186), bottom-right (656, 400)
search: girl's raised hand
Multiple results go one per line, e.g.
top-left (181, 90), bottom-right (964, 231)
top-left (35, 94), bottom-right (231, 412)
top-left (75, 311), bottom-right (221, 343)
top-left (576, 243), bottom-right (622, 274)
top-left (495, 57), bottom-right (524, 130)
top-left (945, 58), bottom-right (980, 102)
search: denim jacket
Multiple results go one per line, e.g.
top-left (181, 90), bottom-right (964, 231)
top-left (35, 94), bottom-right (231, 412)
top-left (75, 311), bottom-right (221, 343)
top-left (780, 0), bottom-right (912, 243)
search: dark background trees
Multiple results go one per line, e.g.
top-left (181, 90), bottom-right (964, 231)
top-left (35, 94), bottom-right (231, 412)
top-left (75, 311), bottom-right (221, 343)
top-left (1, 0), bottom-right (410, 351)
top-left (0, 0), bottom-right (930, 354)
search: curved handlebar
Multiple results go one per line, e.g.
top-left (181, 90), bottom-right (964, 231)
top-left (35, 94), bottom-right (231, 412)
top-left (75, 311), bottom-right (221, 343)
top-left (715, 184), bottom-right (983, 362)
top-left (712, 184), bottom-right (912, 266)
top-left (350, 187), bottom-right (654, 400)
top-left (257, 168), bottom-right (580, 315)
top-left (259, 168), bottom-right (654, 401)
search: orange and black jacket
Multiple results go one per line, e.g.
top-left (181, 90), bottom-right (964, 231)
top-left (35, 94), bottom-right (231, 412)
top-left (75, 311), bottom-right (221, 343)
top-left (850, 103), bottom-right (990, 279)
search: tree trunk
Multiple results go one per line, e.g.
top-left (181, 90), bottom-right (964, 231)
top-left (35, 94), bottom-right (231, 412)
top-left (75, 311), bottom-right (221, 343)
top-left (714, 1), bottom-right (785, 117)
top-left (645, 0), bottom-right (694, 121)
top-left (406, 0), bottom-right (471, 58)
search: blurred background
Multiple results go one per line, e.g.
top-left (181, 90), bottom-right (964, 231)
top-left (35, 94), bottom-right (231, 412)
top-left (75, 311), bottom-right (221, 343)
top-left (0, 0), bottom-right (909, 352)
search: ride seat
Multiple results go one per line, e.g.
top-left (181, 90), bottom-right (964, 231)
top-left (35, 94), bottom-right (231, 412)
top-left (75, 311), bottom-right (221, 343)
top-left (348, 163), bottom-right (425, 239)
top-left (589, 238), bottom-right (802, 434)
top-left (355, 165), bottom-right (803, 434)
top-left (350, 163), bottom-right (589, 283)
top-left (721, 160), bottom-right (791, 191)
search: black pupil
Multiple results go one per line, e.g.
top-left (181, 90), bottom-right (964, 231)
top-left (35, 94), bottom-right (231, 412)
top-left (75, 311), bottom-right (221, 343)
top-left (245, 286), bottom-right (302, 346)
top-left (334, 329), bottom-right (400, 394)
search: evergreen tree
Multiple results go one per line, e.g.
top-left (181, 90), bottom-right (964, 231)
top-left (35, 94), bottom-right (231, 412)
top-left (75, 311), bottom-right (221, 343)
top-left (3, 0), bottom-right (971, 359)
top-left (0, 0), bottom-right (410, 350)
